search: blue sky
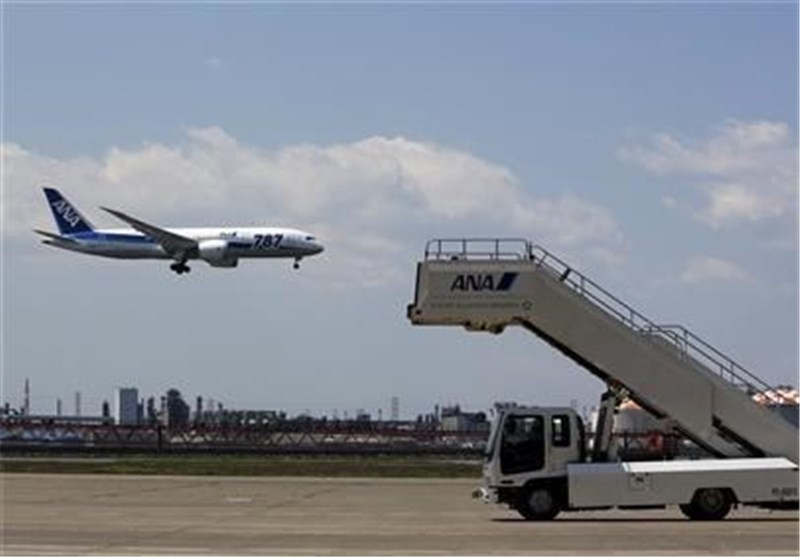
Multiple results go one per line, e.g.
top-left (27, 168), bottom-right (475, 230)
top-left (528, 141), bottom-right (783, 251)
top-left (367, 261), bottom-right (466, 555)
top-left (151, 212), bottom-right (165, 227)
top-left (2, 4), bottom-right (797, 419)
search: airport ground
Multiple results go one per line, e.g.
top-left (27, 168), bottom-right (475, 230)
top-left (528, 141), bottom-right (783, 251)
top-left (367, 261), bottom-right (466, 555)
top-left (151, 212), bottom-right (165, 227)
top-left (0, 453), bottom-right (481, 478)
top-left (2, 472), bottom-right (798, 555)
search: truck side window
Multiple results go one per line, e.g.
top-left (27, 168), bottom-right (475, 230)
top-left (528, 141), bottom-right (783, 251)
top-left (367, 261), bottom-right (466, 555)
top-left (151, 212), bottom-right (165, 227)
top-left (552, 414), bottom-right (571, 447)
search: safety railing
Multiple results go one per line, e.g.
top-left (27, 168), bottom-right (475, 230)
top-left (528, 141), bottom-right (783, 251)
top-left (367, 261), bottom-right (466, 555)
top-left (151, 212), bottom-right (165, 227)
top-left (645, 325), bottom-right (778, 396)
top-left (424, 238), bottom-right (531, 261)
top-left (527, 244), bottom-right (782, 404)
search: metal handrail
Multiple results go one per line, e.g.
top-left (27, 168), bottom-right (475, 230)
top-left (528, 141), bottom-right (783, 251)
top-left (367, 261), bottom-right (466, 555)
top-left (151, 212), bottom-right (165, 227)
top-left (649, 325), bottom-right (776, 395)
top-left (424, 238), bottom-right (531, 261)
top-left (527, 244), bottom-right (782, 405)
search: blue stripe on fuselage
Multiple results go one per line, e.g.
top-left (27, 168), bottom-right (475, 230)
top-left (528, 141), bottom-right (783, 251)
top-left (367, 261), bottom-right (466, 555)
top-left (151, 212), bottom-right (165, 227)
top-left (67, 231), bottom-right (157, 244)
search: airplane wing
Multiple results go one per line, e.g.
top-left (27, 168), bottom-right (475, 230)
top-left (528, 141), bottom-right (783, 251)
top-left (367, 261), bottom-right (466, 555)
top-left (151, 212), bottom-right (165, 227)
top-left (100, 207), bottom-right (198, 258)
top-left (34, 229), bottom-right (79, 244)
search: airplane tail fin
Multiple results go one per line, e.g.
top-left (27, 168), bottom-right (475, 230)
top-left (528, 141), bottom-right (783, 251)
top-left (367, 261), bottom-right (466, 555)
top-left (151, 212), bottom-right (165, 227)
top-left (43, 187), bottom-right (95, 234)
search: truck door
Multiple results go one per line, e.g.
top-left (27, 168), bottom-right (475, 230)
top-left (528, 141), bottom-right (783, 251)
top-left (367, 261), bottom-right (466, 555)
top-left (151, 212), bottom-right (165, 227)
top-left (500, 414), bottom-right (545, 475)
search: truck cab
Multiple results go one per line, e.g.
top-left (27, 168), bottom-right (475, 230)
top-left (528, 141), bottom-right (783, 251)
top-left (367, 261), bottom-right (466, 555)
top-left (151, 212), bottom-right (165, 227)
top-left (481, 406), bottom-right (586, 520)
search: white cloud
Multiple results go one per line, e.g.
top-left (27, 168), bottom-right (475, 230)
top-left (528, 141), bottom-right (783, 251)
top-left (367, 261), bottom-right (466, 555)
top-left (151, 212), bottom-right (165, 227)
top-left (661, 196), bottom-right (678, 209)
top-left (679, 256), bottom-right (752, 285)
top-left (3, 128), bottom-right (625, 286)
top-left (619, 120), bottom-right (798, 229)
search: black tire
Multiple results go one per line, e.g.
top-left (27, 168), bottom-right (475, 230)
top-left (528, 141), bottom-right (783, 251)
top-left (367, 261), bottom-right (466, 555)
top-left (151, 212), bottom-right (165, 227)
top-left (517, 486), bottom-right (561, 521)
top-left (679, 488), bottom-right (732, 520)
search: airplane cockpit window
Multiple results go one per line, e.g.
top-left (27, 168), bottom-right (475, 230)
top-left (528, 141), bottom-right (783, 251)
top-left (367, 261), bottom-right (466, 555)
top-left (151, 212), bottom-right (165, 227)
top-left (305, 236), bottom-right (316, 241)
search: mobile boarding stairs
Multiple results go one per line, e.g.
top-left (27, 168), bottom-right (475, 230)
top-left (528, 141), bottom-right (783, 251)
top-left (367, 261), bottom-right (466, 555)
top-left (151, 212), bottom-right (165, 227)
top-left (407, 238), bottom-right (798, 464)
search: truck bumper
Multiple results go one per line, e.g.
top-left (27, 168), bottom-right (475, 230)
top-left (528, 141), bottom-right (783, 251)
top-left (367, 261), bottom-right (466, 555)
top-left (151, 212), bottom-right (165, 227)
top-left (472, 486), bottom-right (498, 504)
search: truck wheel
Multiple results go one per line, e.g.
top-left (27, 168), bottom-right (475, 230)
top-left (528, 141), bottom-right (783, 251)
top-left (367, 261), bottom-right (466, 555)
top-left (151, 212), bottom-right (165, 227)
top-left (679, 488), bottom-right (732, 520)
top-left (517, 486), bottom-right (560, 521)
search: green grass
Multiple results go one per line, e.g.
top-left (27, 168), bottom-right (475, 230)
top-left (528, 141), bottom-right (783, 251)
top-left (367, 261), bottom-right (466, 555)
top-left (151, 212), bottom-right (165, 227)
top-left (0, 454), bottom-right (482, 478)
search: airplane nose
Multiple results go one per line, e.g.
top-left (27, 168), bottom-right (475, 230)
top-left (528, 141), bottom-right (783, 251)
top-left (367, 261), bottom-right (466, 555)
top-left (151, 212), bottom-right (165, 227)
top-left (313, 242), bottom-right (324, 255)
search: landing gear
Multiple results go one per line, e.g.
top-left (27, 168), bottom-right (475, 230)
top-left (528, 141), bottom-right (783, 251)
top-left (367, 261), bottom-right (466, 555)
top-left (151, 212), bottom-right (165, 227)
top-left (293, 257), bottom-right (302, 270)
top-left (170, 262), bottom-right (191, 275)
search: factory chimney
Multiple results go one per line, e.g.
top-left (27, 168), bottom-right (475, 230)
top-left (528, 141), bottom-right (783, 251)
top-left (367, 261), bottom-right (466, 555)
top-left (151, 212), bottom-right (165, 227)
top-left (23, 378), bottom-right (30, 416)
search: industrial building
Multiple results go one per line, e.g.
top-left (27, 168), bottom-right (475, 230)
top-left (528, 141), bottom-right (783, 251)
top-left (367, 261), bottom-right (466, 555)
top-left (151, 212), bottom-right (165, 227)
top-left (114, 387), bottom-right (139, 425)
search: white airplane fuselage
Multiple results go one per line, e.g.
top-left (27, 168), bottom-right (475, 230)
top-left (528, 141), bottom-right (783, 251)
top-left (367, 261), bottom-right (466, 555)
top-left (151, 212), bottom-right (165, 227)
top-left (46, 227), bottom-right (323, 264)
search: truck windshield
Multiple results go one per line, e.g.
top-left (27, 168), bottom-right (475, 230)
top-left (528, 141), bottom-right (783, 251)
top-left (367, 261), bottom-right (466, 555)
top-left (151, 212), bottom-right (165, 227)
top-left (484, 415), bottom-right (502, 460)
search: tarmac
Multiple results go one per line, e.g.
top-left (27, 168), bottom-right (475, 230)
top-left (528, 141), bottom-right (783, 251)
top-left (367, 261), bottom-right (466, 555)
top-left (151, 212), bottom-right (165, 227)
top-left (1, 473), bottom-right (798, 555)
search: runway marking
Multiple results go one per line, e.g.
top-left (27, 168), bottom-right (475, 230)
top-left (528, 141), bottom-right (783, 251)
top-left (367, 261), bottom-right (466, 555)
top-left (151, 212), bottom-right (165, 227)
top-left (224, 496), bottom-right (253, 503)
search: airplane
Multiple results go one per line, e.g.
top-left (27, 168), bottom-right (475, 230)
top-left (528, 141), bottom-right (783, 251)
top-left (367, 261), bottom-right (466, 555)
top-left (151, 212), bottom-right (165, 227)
top-left (34, 187), bottom-right (324, 274)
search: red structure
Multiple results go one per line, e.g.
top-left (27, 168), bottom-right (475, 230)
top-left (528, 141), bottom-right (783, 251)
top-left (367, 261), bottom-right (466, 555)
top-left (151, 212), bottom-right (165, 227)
top-left (0, 416), bottom-right (486, 455)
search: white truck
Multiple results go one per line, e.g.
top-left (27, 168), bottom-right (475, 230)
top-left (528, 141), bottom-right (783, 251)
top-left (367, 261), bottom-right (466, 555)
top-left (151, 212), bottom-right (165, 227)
top-left (477, 402), bottom-right (797, 520)
top-left (408, 238), bottom-right (799, 520)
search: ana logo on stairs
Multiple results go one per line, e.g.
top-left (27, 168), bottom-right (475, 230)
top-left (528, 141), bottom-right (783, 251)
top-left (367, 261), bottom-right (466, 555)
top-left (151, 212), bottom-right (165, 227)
top-left (450, 273), bottom-right (519, 292)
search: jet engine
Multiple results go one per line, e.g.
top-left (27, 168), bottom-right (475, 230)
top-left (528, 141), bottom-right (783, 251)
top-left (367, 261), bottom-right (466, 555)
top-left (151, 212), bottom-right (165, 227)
top-left (198, 239), bottom-right (238, 268)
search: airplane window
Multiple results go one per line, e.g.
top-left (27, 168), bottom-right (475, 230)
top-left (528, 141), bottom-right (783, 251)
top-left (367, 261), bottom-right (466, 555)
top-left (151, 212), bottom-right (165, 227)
top-left (305, 236), bottom-right (316, 241)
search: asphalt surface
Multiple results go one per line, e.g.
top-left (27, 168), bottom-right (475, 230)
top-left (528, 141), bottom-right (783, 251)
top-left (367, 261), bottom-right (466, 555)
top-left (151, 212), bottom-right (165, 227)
top-left (1, 473), bottom-right (798, 555)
